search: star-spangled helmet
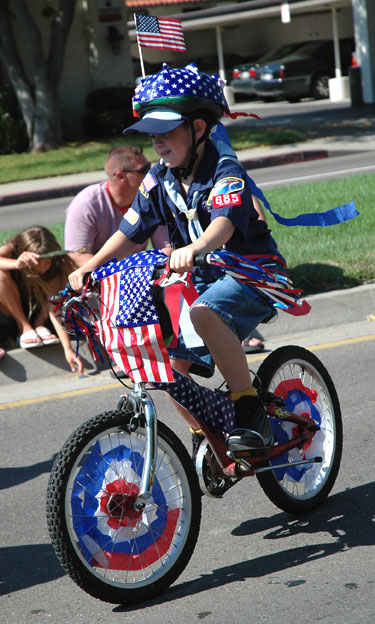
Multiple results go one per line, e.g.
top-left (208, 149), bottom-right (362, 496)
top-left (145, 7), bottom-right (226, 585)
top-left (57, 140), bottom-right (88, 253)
top-left (123, 62), bottom-right (228, 136)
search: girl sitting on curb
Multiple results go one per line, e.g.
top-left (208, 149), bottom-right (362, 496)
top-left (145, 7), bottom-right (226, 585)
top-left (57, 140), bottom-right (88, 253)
top-left (0, 225), bottom-right (84, 373)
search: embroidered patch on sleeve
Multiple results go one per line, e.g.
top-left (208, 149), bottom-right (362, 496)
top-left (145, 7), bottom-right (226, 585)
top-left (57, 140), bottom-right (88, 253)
top-left (207, 176), bottom-right (245, 206)
top-left (139, 183), bottom-right (149, 199)
top-left (142, 172), bottom-right (158, 192)
top-left (212, 193), bottom-right (242, 209)
top-left (124, 207), bottom-right (140, 225)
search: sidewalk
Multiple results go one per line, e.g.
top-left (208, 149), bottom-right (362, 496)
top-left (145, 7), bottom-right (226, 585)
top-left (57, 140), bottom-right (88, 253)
top-left (1, 282), bottom-right (375, 405)
top-left (0, 100), bottom-right (374, 402)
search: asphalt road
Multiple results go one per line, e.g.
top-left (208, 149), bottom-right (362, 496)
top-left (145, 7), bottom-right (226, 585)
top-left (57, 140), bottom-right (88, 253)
top-left (1, 334), bottom-right (375, 624)
top-left (0, 149), bottom-right (373, 234)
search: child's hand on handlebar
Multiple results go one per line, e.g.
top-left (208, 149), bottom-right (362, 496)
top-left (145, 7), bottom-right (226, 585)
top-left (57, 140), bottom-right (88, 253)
top-left (170, 245), bottom-right (197, 273)
top-left (68, 268), bottom-right (88, 292)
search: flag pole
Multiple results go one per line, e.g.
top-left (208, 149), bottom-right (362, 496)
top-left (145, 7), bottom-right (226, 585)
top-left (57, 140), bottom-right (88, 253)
top-left (134, 13), bottom-right (146, 78)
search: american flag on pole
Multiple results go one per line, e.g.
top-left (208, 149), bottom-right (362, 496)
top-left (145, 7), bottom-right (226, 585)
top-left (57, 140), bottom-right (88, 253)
top-left (135, 13), bottom-right (186, 52)
top-left (92, 251), bottom-right (174, 384)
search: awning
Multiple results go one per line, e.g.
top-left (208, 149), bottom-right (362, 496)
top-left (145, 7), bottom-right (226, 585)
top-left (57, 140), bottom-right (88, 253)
top-left (124, 0), bottom-right (204, 7)
top-left (127, 0), bottom-right (352, 36)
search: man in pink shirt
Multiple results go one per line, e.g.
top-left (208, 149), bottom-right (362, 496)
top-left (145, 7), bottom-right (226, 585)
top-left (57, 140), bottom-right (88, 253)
top-left (65, 145), bottom-right (168, 266)
top-left (65, 145), bottom-right (169, 377)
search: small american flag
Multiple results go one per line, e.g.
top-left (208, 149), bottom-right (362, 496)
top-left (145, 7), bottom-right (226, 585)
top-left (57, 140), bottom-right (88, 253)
top-left (93, 251), bottom-right (174, 384)
top-left (142, 171), bottom-right (157, 192)
top-left (135, 13), bottom-right (186, 52)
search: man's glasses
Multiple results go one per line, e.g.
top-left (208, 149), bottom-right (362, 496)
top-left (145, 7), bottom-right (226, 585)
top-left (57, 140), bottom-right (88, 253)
top-left (113, 162), bottom-right (151, 176)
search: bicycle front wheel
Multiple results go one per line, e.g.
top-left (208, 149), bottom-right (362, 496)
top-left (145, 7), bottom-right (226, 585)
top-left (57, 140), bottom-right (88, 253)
top-left (46, 405), bottom-right (201, 604)
top-left (256, 346), bottom-right (342, 514)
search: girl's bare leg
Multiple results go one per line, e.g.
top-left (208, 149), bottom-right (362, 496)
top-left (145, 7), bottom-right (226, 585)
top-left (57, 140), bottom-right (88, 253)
top-left (0, 270), bottom-right (37, 338)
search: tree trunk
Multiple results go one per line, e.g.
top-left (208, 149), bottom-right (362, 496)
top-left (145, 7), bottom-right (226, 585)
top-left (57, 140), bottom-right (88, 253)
top-left (0, 0), bottom-right (76, 152)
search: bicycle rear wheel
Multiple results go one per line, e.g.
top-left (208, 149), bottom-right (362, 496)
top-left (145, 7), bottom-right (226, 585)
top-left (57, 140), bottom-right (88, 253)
top-left (46, 404), bottom-right (201, 604)
top-left (256, 345), bottom-right (342, 514)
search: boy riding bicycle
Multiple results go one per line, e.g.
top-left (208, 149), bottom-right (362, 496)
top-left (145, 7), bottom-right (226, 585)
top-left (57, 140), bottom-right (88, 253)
top-left (69, 62), bottom-right (287, 456)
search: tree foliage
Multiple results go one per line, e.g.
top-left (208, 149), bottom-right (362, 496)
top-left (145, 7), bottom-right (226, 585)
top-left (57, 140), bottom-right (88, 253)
top-left (0, 0), bottom-right (76, 152)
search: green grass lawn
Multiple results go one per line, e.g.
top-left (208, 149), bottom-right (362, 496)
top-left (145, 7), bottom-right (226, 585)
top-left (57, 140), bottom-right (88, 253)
top-left (266, 173), bottom-right (375, 293)
top-left (1, 173), bottom-right (373, 295)
top-left (0, 126), bottom-right (304, 184)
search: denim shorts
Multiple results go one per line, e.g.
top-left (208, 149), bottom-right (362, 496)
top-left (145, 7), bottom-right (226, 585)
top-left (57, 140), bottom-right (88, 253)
top-left (191, 272), bottom-right (274, 342)
top-left (167, 270), bottom-right (274, 377)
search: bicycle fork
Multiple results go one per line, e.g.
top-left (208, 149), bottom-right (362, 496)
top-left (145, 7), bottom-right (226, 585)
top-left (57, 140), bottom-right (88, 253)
top-left (126, 383), bottom-right (158, 511)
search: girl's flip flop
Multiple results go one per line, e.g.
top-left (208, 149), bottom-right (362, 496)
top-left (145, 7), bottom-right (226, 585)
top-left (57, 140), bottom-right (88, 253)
top-left (35, 326), bottom-right (60, 345)
top-left (18, 329), bottom-right (44, 349)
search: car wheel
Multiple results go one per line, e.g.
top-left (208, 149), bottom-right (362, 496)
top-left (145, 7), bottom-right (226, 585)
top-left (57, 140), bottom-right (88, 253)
top-left (311, 74), bottom-right (330, 99)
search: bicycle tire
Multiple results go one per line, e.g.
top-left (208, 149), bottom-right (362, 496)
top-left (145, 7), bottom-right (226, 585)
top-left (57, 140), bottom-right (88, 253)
top-left (46, 404), bottom-right (201, 604)
top-left (256, 345), bottom-right (342, 514)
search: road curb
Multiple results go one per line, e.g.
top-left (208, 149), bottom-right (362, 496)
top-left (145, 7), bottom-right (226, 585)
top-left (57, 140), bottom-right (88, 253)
top-left (0, 182), bottom-right (98, 207)
top-left (241, 149), bottom-right (328, 170)
top-left (1, 283), bottom-right (375, 398)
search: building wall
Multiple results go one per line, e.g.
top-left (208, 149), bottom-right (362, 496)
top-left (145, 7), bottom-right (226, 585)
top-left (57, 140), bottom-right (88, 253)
top-left (11, 0), bottom-right (135, 138)
top-left (352, 0), bottom-right (375, 102)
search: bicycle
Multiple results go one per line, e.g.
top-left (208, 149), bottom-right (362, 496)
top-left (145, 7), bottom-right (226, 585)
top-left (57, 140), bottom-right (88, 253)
top-left (46, 250), bottom-right (342, 605)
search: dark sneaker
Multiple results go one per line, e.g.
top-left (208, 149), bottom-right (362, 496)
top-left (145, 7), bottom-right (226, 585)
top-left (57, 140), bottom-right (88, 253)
top-left (226, 395), bottom-right (273, 452)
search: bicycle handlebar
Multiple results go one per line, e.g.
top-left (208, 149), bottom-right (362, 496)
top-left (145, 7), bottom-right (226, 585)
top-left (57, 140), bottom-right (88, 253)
top-left (193, 253), bottom-right (211, 267)
top-left (64, 272), bottom-right (96, 293)
top-left (65, 253), bottom-right (213, 293)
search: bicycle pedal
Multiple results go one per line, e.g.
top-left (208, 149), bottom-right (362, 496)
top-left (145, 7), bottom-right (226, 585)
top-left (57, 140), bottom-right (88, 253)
top-left (231, 447), bottom-right (270, 460)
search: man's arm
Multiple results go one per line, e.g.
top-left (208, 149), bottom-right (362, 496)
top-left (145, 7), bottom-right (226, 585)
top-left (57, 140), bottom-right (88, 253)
top-left (252, 195), bottom-right (267, 222)
top-left (68, 251), bottom-right (94, 267)
top-left (68, 230), bottom-right (141, 290)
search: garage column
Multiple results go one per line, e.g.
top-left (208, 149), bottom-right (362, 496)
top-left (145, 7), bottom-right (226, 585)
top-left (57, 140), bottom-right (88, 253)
top-left (352, 0), bottom-right (375, 103)
top-left (215, 25), bottom-right (234, 106)
top-left (328, 6), bottom-right (350, 101)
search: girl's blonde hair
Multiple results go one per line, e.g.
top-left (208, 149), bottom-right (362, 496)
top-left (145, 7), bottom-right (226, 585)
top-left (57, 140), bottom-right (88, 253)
top-left (8, 225), bottom-right (76, 318)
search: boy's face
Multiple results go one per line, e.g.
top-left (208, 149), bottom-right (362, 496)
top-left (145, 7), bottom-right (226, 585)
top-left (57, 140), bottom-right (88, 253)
top-left (150, 123), bottom-right (192, 169)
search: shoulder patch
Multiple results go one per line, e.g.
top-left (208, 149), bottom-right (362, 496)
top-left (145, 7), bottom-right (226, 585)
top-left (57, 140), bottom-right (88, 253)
top-left (142, 171), bottom-right (158, 192)
top-left (123, 207), bottom-right (140, 225)
top-left (207, 176), bottom-right (245, 206)
top-left (212, 193), bottom-right (242, 209)
top-left (139, 182), bottom-right (149, 199)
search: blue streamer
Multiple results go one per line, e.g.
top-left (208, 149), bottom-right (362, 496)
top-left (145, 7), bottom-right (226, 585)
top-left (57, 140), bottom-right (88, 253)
top-left (211, 123), bottom-right (359, 227)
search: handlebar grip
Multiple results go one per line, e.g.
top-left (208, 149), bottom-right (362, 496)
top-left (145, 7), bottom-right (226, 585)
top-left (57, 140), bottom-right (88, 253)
top-left (82, 272), bottom-right (93, 286)
top-left (64, 272), bottom-right (94, 293)
top-left (193, 253), bottom-right (210, 267)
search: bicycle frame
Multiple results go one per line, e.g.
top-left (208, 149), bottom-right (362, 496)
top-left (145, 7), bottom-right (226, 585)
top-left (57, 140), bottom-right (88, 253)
top-left (55, 251), bottom-right (322, 496)
top-left (120, 377), bottom-right (323, 503)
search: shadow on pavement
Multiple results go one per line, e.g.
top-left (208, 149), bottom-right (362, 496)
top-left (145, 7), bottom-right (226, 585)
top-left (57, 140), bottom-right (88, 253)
top-left (114, 480), bottom-right (375, 612)
top-left (0, 455), bottom-right (56, 490)
top-left (0, 543), bottom-right (65, 596)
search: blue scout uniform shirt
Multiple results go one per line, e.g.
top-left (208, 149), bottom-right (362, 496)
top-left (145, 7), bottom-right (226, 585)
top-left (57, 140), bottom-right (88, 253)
top-left (119, 139), bottom-right (279, 259)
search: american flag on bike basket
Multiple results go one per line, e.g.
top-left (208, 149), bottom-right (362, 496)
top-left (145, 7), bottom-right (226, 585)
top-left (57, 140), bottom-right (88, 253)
top-left (92, 251), bottom-right (174, 384)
